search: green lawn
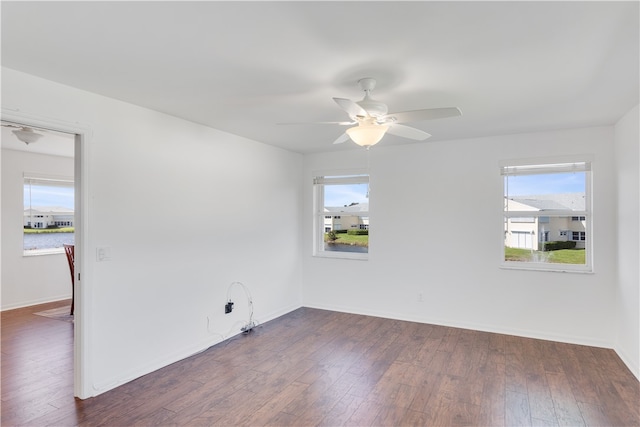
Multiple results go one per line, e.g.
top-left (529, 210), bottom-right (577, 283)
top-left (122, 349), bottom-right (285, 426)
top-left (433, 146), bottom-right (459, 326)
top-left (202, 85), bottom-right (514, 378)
top-left (24, 227), bottom-right (74, 234)
top-left (325, 233), bottom-right (369, 247)
top-left (547, 249), bottom-right (586, 264)
top-left (505, 247), bottom-right (585, 264)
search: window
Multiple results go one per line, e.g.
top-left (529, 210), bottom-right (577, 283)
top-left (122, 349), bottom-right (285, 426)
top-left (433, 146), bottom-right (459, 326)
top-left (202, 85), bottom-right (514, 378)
top-left (511, 217), bottom-right (535, 223)
top-left (314, 172), bottom-right (369, 259)
top-left (571, 231), bottom-right (586, 241)
top-left (501, 159), bottom-right (591, 272)
top-left (24, 174), bottom-right (74, 256)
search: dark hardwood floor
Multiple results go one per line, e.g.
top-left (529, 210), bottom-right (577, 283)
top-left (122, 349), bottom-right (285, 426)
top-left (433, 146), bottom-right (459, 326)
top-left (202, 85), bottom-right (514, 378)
top-left (2, 300), bottom-right (639, 426)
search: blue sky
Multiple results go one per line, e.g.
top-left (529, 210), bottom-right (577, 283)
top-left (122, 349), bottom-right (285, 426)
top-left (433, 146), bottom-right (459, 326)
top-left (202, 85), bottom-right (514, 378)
top-left (24, 184), bottom-right (74, 209)
top-left (324, 183), bottom-right (369, 207)
top-left (505, 172), bottom-right (585, 196)
top-left (26, 173), bottom-right (581, 209)
top-left (324, 173), bottom-right (585, 207)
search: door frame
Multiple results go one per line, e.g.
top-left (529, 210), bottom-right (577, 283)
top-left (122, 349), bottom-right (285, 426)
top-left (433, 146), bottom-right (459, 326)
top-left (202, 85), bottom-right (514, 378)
top-left (1, 107), bottom-right (92, 398)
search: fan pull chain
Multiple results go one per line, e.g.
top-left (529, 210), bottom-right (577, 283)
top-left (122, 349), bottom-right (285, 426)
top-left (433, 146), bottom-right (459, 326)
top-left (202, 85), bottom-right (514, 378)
top-left (366, 146), bottom-right (371, 198)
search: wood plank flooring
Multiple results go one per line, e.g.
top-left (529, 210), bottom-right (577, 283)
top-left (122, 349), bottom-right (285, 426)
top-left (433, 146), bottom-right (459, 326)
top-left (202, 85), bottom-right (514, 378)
top-left (2, 300), bottom-right (639, 426)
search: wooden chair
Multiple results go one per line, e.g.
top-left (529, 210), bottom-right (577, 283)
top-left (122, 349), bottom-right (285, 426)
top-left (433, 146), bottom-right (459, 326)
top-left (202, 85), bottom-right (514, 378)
top-left (63, 244), bottom-right (75, 315)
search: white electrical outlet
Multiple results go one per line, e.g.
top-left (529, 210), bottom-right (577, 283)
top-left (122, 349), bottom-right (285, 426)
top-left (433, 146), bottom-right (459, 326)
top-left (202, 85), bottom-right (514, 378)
top-left (418, 293), bottom-right (423, 302)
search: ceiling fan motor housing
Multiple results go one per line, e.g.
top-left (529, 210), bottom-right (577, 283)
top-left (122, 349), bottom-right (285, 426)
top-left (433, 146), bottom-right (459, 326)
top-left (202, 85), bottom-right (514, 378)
top-left (357, 97), bottom-right (388, 118)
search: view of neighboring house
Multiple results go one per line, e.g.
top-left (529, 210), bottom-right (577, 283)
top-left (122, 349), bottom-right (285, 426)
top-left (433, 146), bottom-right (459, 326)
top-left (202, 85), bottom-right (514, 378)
top-left (24, 207), bottom-right (74, 229)
top-left (504, 193), bottom-right (586, 250)
top-left (324, 202), bottom-right (369, 232)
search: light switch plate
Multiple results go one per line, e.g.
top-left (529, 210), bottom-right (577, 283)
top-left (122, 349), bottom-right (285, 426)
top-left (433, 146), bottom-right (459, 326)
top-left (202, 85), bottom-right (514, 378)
top-left (97, 246), bottom-right (111, 261)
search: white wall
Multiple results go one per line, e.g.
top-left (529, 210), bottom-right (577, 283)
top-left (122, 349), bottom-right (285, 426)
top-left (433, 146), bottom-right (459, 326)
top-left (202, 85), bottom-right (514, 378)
top-left (3, 65), bottom-right (636, 395)
top-left (1, 67), bottom-right (303, 397)
top-left (614, 104), bottom-right (640, 379)
top-left (1, 149), bottom-right (74, 309)
top-left (303, 127), bottom-right (618, 348)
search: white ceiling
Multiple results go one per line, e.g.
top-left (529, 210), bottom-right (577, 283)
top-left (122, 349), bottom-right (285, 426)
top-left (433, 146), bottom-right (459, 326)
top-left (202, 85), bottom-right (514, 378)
top-left (1, 1), bottom-right (638, 154)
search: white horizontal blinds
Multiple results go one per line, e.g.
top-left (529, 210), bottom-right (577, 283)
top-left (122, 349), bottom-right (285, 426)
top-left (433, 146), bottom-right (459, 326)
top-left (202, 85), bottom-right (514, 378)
top-left (313, 175), bottom-right (369, 185)
top-left (501, 162), bottom-right (590, 176)
top-left (314, 175), bottom-right (370, 214)
top-left (501, 159), bottom-right (592, 271)
top-left (504, 212), bottom-right (587, 218)
top-left (24, 173), bottom-right (74, 187)
top-left (24, 174), bottom-right (74, 214)
top-left (503, 161), bottom-right (590, 217)
top-left (314, 172), bottom-right (370, 258)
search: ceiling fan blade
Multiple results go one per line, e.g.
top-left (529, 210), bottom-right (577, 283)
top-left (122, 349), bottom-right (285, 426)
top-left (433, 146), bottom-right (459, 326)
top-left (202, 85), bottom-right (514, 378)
top-left (387, 124), bottom-right (431, 140)
top-left (385, 107), bottom-right (462, 124)
top-left (277, 121), bottom-right (355, 125)
top-left (333, 133), bottom-right (350, 145)
top-left (333, 97), bottom-right (368, 118)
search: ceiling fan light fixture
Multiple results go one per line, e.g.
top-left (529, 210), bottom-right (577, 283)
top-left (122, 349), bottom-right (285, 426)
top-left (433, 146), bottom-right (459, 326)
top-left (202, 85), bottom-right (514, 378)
top-left (346, 123), bottom-right (389, 147)
top-left (12, 127), bottom-right (44, 145)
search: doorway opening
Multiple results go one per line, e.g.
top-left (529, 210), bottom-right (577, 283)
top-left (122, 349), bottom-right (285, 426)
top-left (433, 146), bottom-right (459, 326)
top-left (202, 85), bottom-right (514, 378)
top-left (1, 115), bottom-right (87, 398)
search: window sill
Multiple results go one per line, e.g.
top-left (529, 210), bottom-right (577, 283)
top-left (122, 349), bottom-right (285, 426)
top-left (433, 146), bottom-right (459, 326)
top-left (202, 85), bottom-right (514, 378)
top-left (500, 263), bottom-right (593, 274)
top-left (24, 248), bottom-right (65, 257)
top-left (313, 252), bottom-right (368, 261)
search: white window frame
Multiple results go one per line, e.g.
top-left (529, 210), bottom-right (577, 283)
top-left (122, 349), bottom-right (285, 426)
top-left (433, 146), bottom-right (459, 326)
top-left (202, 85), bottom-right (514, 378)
top-left (313, 170), bottom-right (369, 260)
top-left (500, 156), bottom-right (593, 273)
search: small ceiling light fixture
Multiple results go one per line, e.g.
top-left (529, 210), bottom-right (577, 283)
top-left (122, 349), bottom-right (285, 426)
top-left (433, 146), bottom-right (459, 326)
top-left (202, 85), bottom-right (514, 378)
top-left (345, 121), bottom-right (389, 147)
top-left (12, 127), bottom-right (44, 145)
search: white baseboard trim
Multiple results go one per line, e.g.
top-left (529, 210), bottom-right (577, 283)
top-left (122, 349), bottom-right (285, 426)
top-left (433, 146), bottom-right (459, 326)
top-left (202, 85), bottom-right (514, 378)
top-left (614, 345), bottom-right (640, 381)
top-left (303, 302), bottom-right (613, 349)
top-left (88, 302), bottom-right (304, 398)
top-left (1, 295), bottom-right (72, 312)
top-left (255, 302), bottom-right (304, 330)
top-left (303, 303), bottom-right (640, 378)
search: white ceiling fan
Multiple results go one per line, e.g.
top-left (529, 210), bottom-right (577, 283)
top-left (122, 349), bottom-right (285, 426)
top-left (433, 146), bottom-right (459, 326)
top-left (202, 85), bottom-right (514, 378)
top-left (285, 78), bottom-right (462, 148)
top-left (1, 122), bottom-right (44, 145)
